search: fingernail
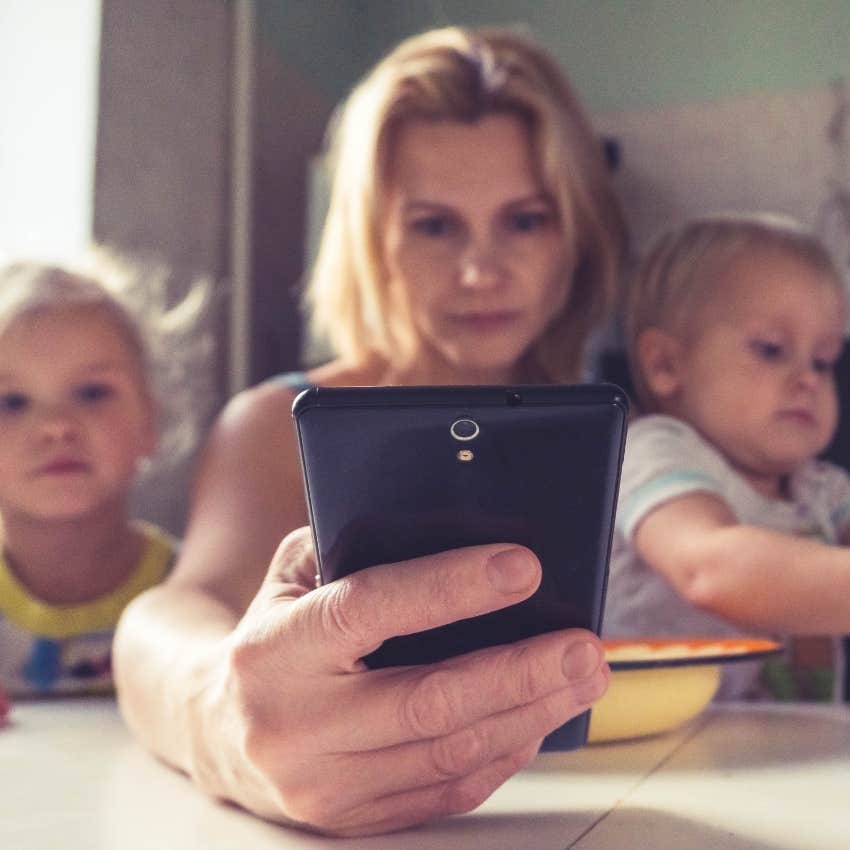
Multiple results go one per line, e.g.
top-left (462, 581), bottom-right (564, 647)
top-left (486, 549), bottom-right (538, 593)
top-left (571, 668), bottom-right (609, 705)
top-left (562, 641), bottom-right (602, 680)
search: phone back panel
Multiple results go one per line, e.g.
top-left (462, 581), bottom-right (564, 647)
top-left (294, 385), bottom-right (628, 750)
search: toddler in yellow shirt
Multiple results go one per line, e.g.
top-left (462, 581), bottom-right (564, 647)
top-left (0, 255), bottom-right (211, 700)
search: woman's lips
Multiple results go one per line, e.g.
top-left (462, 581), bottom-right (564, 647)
top-left (446, 311), bottom-right (522, 331)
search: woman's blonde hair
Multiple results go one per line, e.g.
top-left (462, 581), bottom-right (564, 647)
top-left (0, 248), bottom-right (215, 468)
top-left (305, 26), bottom-right (627, 382)
top-left (625, 212), bottom-right (846, 412)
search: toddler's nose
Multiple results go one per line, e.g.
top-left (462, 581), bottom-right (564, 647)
top-left (37, 407), bottom-right (80, 441)
top-left (791, 361), bottom-right (824, 390)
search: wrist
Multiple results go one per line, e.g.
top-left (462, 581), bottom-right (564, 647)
top-left (183, 637), bottom-right (289, 822)
top-left (183, 639), bottom-right (239, 798)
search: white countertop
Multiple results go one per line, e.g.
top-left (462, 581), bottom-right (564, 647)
top-left (2, 698), bottom-right (849, 849)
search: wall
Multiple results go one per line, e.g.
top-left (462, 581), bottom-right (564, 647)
top-left (261, 1), bottom-right (850, 476)
top-left (261, 0), bottom-right (850, 328)
top-left (260, 1), bottom-right (850, 111)
top-left (94, 0), bottom-right (231, 282)
top-left (94, 0), bottom-right (232, 533)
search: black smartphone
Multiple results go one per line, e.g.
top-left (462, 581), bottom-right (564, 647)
top-left (293, 384), bottom-right (628, 750)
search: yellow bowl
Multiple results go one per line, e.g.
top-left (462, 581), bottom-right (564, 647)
top-left (587, 637), bottom-right (781, 744)
top-left (589, 662), bottom-right (720, 743)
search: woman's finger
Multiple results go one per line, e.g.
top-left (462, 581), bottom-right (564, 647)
top-left (313, 664), bottom-right (608, 814)
top-left (310, 627), bottom-right (606, 751)
top-left (282, 543), bottom-right (542, 671)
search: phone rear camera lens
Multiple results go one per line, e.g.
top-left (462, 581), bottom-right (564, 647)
top-left (507, 391), bottom-right (522, 406)
top-left (450, 418), bottom-right (480, 441)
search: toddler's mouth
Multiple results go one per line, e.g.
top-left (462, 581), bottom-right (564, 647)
top-left (777, 408), bottom-right (817, 426)
top-left (37, 458), bottom-right (91, 475)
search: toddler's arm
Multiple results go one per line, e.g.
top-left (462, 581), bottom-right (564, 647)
top-left (634, 492), bottom-right (850, 633)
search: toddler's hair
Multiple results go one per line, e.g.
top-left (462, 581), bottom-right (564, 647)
top-left (625, 212), bottom-right (846, 412)
top-left (0, 247), bottom-right (216, 469)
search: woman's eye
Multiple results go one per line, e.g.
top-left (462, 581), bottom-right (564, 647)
top-left (507, 210), bottom-right (551, 233)
top-left (410, 216), bottom-right (455, 237)
top-left (750, 340), bottom-right (784, 361)
top-left (75, 383), bottom-right (115, 403)
top-left (0, 392), bottom-right (28, 414)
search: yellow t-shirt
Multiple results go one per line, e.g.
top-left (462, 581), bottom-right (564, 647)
top-left (0, 522), bottom-right (175, 696)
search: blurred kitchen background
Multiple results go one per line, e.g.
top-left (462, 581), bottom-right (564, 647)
top-left (1, 0), bottom-right (848, 532)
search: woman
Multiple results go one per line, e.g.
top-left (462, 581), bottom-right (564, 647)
top-left (114, 26), bottom-right (626, 837)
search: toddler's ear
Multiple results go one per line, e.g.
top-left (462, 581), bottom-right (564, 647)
top-left (636, 328), bottom-right (683, 400)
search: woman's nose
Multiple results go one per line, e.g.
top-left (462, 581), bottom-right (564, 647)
top-left (459, 242), bottom-right (505, 290)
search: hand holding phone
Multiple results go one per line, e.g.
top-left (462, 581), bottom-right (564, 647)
top-left (293, 384), bottom-right (627, 749)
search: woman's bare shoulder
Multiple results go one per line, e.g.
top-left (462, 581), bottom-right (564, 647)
top-left (209, 357), bottom-right (386, 451)
top-left (305, 357), bottom-right (387, 388)
top-left (217, 376), bottom-right (303, 431)
top-left (175, 374), bottom-right (313, 598)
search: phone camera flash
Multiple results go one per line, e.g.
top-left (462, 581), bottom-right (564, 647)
top-left (457, 449), bottom-right (474, 462)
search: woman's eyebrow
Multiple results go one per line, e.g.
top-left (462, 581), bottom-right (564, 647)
top-left (401, 199), bottom-right (454, 211)
top-left (403, 192), bottom-right (551, 210)
top-left (502, 195), bottom-right (556, 213)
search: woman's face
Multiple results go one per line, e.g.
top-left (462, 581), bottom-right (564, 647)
top-left (381, 113), bottom-right (573, 384)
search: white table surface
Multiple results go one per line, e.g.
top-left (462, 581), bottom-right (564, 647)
top-left (2, 697), bottom-right (849, 850)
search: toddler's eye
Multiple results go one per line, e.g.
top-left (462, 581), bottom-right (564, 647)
top-left (750, 340), bottom-right (784, 361)
top-left (75, 383), bottom-right (115, 403)
top-left (0, 392), bottom-right (28, 414)
top-left (812, 356), bottom-right (837, 374)
top-left (410, 215), bottom-right (456, 237)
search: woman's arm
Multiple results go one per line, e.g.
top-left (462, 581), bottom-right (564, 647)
top-left (165, 381), bottom-right (309, 610)
top-left (635, 492), bottom-right (850, 633)
top-left (113, 384), bottom-right (609, 836)
top-left (114, 380), bottom-right (309, 772)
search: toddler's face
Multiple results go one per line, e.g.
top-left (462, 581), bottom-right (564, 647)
top-left (0, 306), bottom-right (156, 522)
top-left (667, 249), bottom-right (844, 495)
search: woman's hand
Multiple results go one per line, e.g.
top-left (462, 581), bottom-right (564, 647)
top-left (188, 528), bottom-right (609, 837)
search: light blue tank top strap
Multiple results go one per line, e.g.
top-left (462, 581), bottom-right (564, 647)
top-left (273, 370), bottom-right (313, 393)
